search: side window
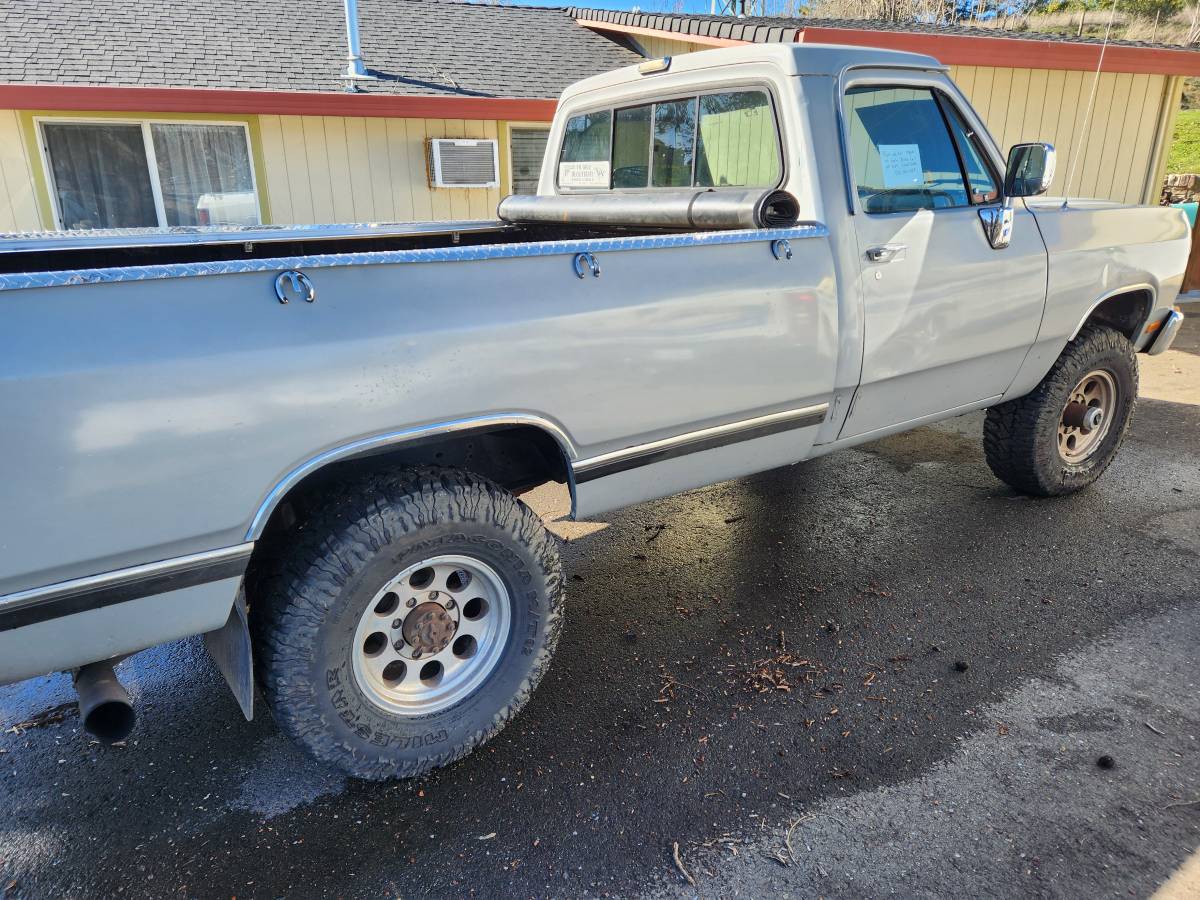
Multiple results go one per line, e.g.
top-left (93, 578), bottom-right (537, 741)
top-left (844, 86), bottom-right (969, 214)
top-left (557, 90), bottom-right (781, 191)
top-left (651, 98), bottom-right (697, 187)
top-left (612, 104), bottom-right (651, 188)
top-left (695, 91), bottom-right (781, 188)
top-left (558, 110), bottom-right (611, 189)
top-left (942, 102), bottom-right (1000, 204)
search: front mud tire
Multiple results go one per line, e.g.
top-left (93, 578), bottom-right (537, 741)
top-left (251, 468), bottom-right (564, 780)
top-left (983, 324), bottom-right (1138, 496)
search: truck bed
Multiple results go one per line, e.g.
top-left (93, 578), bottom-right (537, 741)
top-left (0, 220), bottom-right (644, 276)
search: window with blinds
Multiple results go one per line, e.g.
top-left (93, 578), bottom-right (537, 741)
top-left (509, 128), bottom-right (549, 194)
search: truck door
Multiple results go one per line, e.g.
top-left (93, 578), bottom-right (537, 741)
top-left (839, 76), bottom-right (1047, 440)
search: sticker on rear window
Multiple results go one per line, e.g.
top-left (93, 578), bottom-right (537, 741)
top-left (559, 161), bottom-right (610, 188)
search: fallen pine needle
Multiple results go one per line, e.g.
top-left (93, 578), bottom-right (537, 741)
top-left (1163, 798), bottom-right (1200, 810)
top-left (1145, 721), bottom-right (1167, 736)
top-left (672, 841), bottom-right (695, 886)
top-left (785, 814), bottom-right (812, 864)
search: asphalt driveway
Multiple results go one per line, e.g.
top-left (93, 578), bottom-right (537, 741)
top-left (2, 319), bottom-right (1198, 899)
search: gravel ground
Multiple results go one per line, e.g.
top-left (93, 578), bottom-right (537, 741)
top-left (1, 320), bottom-right (1197, 899)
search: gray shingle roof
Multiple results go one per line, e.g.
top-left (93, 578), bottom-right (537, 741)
top-left (0, 0), bottom-right (642, 98)
top-left (569, 6), bottom-right (1200, 51)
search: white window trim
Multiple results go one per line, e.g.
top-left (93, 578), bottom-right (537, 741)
top-left (35, 116), bottom-right (263, 230)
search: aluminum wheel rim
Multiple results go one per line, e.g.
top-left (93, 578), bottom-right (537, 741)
top-left (1057, 369), bottom-right (1118, 465)
top-left (351, 554), bottom-right (512, 716)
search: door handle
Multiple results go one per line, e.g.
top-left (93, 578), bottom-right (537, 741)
top-left (865, 244), bottom-right (906, 263)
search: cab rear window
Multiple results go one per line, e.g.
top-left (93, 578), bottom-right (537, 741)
top-left (557, 90), bottom-right (781, 191)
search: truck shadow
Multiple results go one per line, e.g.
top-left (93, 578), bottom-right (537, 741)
top-left (2, 402), bottom-right (1197, 898)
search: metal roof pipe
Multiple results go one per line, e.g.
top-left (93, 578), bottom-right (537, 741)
top-left (343, 0), bottom-right (375, 80)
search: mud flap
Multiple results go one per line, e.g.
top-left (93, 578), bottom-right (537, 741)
top-left (202, 589), bottom-right (254, 720)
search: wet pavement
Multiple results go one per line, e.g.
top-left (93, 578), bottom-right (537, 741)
top-left (2, 320), bottom-right (1198, 899)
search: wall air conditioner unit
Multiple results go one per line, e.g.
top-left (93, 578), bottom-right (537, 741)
top-left (427, 139), bottom-right (500, 188)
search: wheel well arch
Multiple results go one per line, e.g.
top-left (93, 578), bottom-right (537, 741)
top-left (245, 417), bottom-right (577, 547)
top-left (1070, 286), bottom-right (1155, 345)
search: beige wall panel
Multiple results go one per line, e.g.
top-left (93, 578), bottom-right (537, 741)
top-left (364, 118), bottom-right (395, 220)
top-left (259, 114), bottom-right (506, 224)
top-left (952, 65), bottom-right (977, 99)
top-left (988, 67), bottom-right (1015, 146)
top-left (321, 115), bottom-right (357, 223)
top-left (256, 115), bottom-right (294, 223)
top-left (299, 116), bottom-right (336, 223)
top-left (343, 117), bottom-right (376, 222)
top-left (404, 119), bottom-right (434, 221)
top-left (1077, 71), bottom-right (1119, 198)
top-left (1022, 68), bottom-right (1049, 155)
top-left (999, 68), bottom-right (1031, 154)
top-left (941, 65), bottom-right (1172, 202)
top-left (640, 35), bottom-right (707, 58)
top-left (1035, 69), bottom-right (1065, 155)
top-left (0, 109), bottom-right (41, 231)
top-left (1126, 75), bottom-right (1170, 203)
top-left (1093, 73), bottom-right (1135, 201)
top-left (276, 116), bottom-right (315, 222)
top-left (384, 119), bottom-right (416, 222)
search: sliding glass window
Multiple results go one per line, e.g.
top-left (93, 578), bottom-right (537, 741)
top-left (40, 120), bottom-right (261, 230)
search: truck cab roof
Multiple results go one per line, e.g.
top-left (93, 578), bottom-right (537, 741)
top-left (558, 42), bottom-right (946, 102)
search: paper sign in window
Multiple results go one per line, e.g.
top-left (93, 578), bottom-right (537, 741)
top-left (878, 144), bottom-right (924, 188)
top-left (558, 161), bottom-right (610, 188)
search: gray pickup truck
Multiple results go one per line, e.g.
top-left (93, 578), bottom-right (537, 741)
top-left (0, 44), bottom-right (1188, 779)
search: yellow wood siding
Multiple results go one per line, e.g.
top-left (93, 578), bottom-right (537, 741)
top-left (948, 65), bottom-right (1178, 204)
top-left (255, 115), bottom-right (507, 224)
top-left (0, 109), bottom-right (44, 231)
top-left (639, 35), bottom-right (711, 57)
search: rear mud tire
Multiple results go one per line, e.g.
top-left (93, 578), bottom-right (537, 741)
top-left (251, 468), bottom-right (564, 780)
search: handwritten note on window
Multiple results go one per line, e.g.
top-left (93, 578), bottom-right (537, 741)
top-left (878, 144), bottom-right (924, 189)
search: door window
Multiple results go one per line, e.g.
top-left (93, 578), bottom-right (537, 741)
top-left (941, 103), bottom-right (1000, 204)
top-left (844, 86), bottom-right (972, 214)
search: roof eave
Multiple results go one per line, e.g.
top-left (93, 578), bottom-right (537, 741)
top-left (1, 84), bottom-right (559, 120)
top-left (574, 12), bottom-right (1200, 77)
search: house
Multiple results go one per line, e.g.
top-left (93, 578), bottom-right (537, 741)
top-left (1, 0), bottom-right (1198, 232)
top-left (0, 0), bottom-right (642, 232)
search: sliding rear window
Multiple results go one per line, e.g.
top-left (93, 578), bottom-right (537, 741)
top-left (557, 89), bottom-right (782, 191)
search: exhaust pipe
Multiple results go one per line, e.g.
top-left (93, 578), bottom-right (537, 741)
top-left (497, 188), bottom-right (801, 231)
top-left (74, 660), bottom-right (136, 744)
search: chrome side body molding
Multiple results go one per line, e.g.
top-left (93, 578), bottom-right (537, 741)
top-left (0, 543), bottom-right (254, 632)
top-left (245, 414), bottom-right (580, 540)
top-left (573, 403), bottom-right (829, 483)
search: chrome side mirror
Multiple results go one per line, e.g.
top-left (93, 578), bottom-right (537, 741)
top-left (1004, 142), bottom-right (1056, 198)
